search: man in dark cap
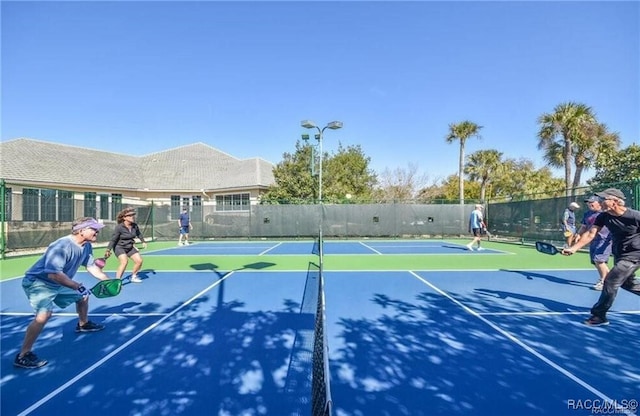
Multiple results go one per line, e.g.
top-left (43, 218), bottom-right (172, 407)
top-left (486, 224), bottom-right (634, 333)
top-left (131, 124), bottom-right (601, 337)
top-left (563, 188), bottom-right (640, 326)
top-left (574, 195), bottom-right (612, 290)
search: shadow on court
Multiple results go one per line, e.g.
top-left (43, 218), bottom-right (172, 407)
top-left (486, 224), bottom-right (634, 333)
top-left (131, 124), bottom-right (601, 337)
top-left (500, 269), bottom-right (593, 288)
top-left (329, 290), bottom-right (640, 416)
top-left (1, 268), bottom-right (317, 416)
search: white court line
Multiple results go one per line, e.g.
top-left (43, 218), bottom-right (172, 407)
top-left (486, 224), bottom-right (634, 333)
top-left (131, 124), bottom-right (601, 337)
top-left (17, 271), bottom-right (235, 416)
top-left (358, 241), bottom-right (382, 254)
top-left (409, 271), bottom-right (636, 416)
top-left (259, 241), bottom-right (283, 255)
top-left (0, 312), bottom-right (167, 317)
top-left (478, 310), bottom-right (640, 316)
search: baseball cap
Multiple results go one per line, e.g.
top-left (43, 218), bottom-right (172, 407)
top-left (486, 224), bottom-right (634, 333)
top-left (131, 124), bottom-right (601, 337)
top-left (595, 188), bottom-right (626, 200)
top-left (584, 195), bottom-right (600, 203)
top-left (569, 202), bottom-right (580, 209)
top-left (72, 218), bottom-right (105, 232)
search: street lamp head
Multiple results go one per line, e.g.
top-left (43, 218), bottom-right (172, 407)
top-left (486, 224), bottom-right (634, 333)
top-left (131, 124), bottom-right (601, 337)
top-left (301, 120), bottom-right (317, 129)
top-left (326, 121), bottom-right (343, 130)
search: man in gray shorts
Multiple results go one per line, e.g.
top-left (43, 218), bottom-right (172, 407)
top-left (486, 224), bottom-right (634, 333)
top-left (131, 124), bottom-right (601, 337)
top-left (14, 217), bottom-right (112, 369)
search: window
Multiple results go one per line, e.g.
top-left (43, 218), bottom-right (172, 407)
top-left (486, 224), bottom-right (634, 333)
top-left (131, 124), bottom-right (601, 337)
top-left (171, 195), bottom-right (181, 220)
top-left (58, 191), bottom-right (73, 221)
top-left (216, 193), bottom-right (250, 211)
top-left (41, 189), bottom-right (56, 221)
top-left (23, 189), bottom-right (39, 221)
top-left (171, 195), bottom-right (202, 220)
top-left (23, 188), bottom-right (75, 221)
top-left (99, 194), bottom-right (109, 220)
top-left (192, 195), bottom-right (202, 222)
top-left (111, 194), bottom-right (122, 219)
top-left (84, 192), bottom-right (97, 218)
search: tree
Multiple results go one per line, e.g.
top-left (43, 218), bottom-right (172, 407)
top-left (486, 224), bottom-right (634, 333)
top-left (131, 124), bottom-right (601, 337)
top-left (590, 143), bottom-right (640, 185)
top-left (573, 122), bottom-right (620, 189)
top-left (261, 140), bottom-right (317, 203)
top-left (464, 149), bottom-right (502, 202)
top-left (490, 158), bottom-right (564, 199)
top-left (373, 163), bottom-right (431, 202)
top-left (323, 144), bottom-right (377, 203)
top-left (445, 121), bottom-right (483, 204)
top-left (261, 141), bottom-right (376, 204)
top-left (537, 102), bottom-right (596, 196)
top-left (428, 175), bottom-right (480, 202)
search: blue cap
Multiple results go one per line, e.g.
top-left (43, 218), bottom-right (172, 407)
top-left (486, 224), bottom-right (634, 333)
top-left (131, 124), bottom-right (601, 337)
top-left (584, 195), bottom-right (600, 203)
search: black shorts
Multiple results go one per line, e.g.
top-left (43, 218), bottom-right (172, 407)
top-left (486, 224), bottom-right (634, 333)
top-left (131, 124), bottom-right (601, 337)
top-left (472, 228), bottom-right (483, 237)
top-left (114, 246), bottom-right (139, 257)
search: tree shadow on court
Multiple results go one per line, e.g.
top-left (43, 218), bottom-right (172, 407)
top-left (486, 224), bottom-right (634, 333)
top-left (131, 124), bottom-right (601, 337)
top-left (4, 270), bottom-right (638, 415)
top-left (1, 267), bottom-right (313, 416)
top-left (329, 291), bottom-right (640, 416)
top-left (190, 261), bottom-right (276, 276)
top-left (500, 268), bottom-right (593, 288)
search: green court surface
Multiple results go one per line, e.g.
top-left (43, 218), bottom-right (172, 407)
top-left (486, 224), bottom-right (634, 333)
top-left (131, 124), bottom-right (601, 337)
top-left (0, 239), bottom-right (593, 281)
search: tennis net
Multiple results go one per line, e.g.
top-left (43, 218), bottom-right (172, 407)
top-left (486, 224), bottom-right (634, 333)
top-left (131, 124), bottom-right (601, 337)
top-left (311, 228), bottom-right (332, 416)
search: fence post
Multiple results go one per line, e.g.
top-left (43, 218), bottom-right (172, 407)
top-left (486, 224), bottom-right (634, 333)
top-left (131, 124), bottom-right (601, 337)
top-left (150, 201), bottom-right (155, 241)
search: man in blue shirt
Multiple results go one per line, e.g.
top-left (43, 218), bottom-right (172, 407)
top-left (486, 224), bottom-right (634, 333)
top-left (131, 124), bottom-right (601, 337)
top-left (15, 217), bottom-right (112, 369)
top-left (562, 202), bottom-right (580, 248)
top-left (466, 204), bottom-right (486, 251)
top-left (178, 207), bottom-right (192, 246)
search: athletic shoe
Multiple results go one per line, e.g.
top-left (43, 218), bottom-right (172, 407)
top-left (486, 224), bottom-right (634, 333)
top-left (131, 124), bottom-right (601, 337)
top-left (583, 315), bottom-right (609, 327)
top-left (466, 244), bottom-right (474, 251)
top-left (75, 321), bottom-right (105, 333)
top-left (593, 281), bottom-right (604, 291)
top-left (14, 351), bottom-right (48, 369)
top-left (130, 275), bottom-right (143, 283)
top-left (184, 241), bottom-right (189, 245)
top-left (178, 242), bottom-right (183, 246)
top-left (476, 247), bottom-right (485, 251)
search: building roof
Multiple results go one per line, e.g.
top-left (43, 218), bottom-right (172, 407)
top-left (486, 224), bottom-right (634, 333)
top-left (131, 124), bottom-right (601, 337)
top-left (0, 138), bottom-right (275, 191)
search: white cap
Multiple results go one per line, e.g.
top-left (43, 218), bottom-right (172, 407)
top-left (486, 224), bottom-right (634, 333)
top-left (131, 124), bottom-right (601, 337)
top-left (569, 202), bottom-right (580, 209)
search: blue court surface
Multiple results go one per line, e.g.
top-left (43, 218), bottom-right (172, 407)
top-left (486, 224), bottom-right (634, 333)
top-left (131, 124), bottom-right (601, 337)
top-left (2, 267), bottom-right (639, 415)
top-left (145, 240), bottom-right (507, 256)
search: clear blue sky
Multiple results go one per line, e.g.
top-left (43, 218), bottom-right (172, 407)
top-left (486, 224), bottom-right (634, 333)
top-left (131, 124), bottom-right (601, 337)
top-left (2, 1), bottom-right (638, 183)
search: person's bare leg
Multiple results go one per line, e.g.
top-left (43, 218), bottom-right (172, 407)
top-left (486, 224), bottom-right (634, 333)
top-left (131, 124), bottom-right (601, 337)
top-left (19, 311), bottom-right (51, 356)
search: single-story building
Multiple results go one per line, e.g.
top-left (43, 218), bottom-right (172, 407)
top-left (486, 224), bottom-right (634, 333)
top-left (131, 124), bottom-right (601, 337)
top-left (0, 138), bottom-right (276, 223)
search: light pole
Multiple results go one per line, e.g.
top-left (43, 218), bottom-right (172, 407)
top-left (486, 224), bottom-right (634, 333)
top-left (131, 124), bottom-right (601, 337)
top-left (300, 120), bottom-right (343, 203)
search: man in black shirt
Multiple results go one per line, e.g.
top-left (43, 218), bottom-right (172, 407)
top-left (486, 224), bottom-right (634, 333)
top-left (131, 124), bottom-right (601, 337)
top-left (563, 188), bottom-right (640, 326)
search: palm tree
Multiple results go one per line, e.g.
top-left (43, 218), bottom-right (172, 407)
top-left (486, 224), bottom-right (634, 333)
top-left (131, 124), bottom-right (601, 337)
top-left (537, 102), bottom-right (596, 196)
top-left (445, 121), bottom-right (483, 204)
top-left (465, 149), bottom-right (502, 202)
top-left (573, 122), bottom-right (620, 189)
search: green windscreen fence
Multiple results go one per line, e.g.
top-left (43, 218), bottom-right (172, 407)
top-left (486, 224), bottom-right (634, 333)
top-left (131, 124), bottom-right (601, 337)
top-left (1, 179), bottom-right (638, 256)
top-left (486, 181), bottom-right (639, 245)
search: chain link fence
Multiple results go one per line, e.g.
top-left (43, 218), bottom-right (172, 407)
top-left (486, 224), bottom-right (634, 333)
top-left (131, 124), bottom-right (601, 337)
top-left (1, 179), bottom-right (638, 257)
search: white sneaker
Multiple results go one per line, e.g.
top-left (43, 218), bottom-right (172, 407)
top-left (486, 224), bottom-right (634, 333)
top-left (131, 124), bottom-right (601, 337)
top-left (466, 244), bottom-right (474, 251)
top-left (184, 241), bottom-right (189, 245)
top-left (593, 281), bottom-right (604, 291)
top-left (178, 242), bottom-right (183, 246)
top-left (130, 275), bottom-right (143, 283)
top-left (477, 247), bottom-right (485, 251)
